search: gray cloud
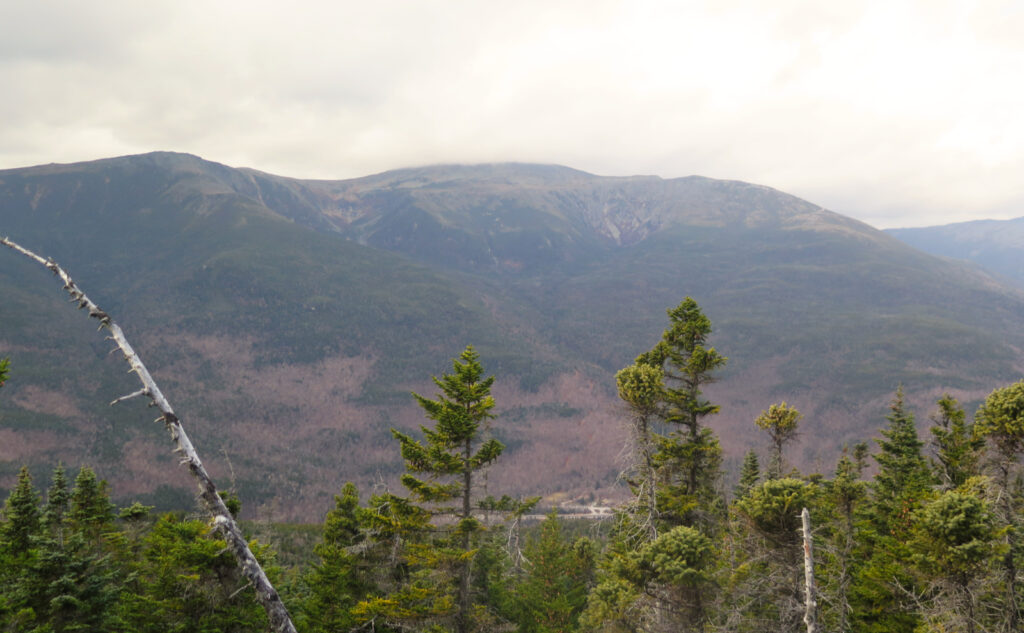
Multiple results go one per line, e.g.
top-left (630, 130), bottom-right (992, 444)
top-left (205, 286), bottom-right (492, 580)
top-left (2, 0), bottom-right (1023, 228)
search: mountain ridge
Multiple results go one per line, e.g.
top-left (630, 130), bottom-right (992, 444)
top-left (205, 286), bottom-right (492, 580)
top-left (887, 216), bottom-right (1024, 289)
top-left (3, 152), bottom-right (1023, 520)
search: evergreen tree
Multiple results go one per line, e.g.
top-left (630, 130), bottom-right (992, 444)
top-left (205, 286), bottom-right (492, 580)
top-left (819, 448), bottom-right (867, 633)
top-left (929, 394), bottom-right (983, 490)
top-left (855, 388), bottom-right (934, 633)
top-left (870, 387), bottom-right (933, 540)
top-left (1, 466), bottom-right (42, 557)
top-left (121, 513), bottom-right (270, 633)
top-left (638, 297), bottom-right (727, 530)
top-left (351, 490), bottom-right (440, 631)
top-left (69, 466), bottom-right (116, 541)
top-left (975, 380), bottom-right (1024, 631)
top-left (733, 450), bottom-right (760, 500)
top-left (304, 482), bottom-right (377, 633)
top-left (511, 513), bottom-right (595, 633)
top-left (754, 402), bottom-right (801, 480)
top-left (43, 464), bottom-right (71, 541)
top-left (0, 466), bottom-right (42, 628)
top-left (616, 362), bottom-right (666, 540)
top-left (389, 344), bottom-right (504, 633)
top-left (10, 466), bottom-right (124, 633)
top-left (910, 490), bottom-right (998, 633)
top-left (733, 478), bottom-right (816, 633)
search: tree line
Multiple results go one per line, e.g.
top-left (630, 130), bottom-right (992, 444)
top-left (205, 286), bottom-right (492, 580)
top-left (3, 297), bottom-right (1024, 632)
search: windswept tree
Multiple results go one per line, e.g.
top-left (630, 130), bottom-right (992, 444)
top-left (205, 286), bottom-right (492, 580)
top-left (975, 380), bottom-right (1024, 631)
top-left (637, 297), bottom-right (727, 530)
top-left (587, 298), bottom-right (726, 633)
top-left (754, 402), bottom-right (802, 480)
top-left (616, 362), bottom-right (666, 540)
top-left (734, 478), bottom-right (816, 632)
top-left (391, 344), bottom-right (504, 633)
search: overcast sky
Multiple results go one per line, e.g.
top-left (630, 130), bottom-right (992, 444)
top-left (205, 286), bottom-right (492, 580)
top-left (2, 0), bottom-right (1022, 228)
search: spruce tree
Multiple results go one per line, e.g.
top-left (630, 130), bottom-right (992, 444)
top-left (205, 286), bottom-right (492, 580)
top-left (121, 514), bottom-right (270, 633)
top-left (69, 466), bottom-right (116, 541)
top-left (856, 388), bottom-right (934, 633)
top-left (305, 482), bottom-right (376, 633)
top-left (0, 466), bottom-right (41, 629)
top-left (638, 297), bottom-right (727, 530)
top-left (733, 450), bottom-right (760, 500)
top-left (734, 478), bottom-right (816, 633)
top-left (822, 448), bottom-right (867, 633)
top-left (929, 394), bottom-right (983, 490)
top-left (910, 490), bottom-right (997, 633)
top-left (15, 466), bottom-right (124, 633)
top-left (870, 387), bottom-right (933, 539)
top-left (511, 513), bottom-right (595, 633)
top-left (1, 466), bottom-right (41, 557)
top-left (391, 344), bottom-right (504, 633)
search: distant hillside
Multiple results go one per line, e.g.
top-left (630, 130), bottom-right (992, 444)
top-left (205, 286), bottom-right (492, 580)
top-left (887, 217), bottom-right (1024, 288)
top-left (3, 152), bottom-right (1023, 520)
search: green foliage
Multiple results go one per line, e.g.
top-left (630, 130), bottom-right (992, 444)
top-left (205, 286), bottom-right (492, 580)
top-left (511, 513), bottom-right (596, 633)
top-left (929, 394), bottom-right (983, 490)
top-left (373, 345), bottom-right (509, 633)
top-left (736, 478), bottom-right (814, 544)
top-left (871, 388), bottom-right (934, 539)
top-left (911, 490), bottom-right (997, 576)
top-left (754, 402), bottom-right (802, 480)
top-left (395, 345), bottom-right (502, 513)
top-left (1, 466), bottom-right (42, 556)
top-left (854, 390), bottom-right (934, 633)
top-left (615, 363), bottom-right (665, 417)
top-left (974, 380), bottom-right (1024, 632)
top-left (0, 357), bottom-right (9, 390)
top-left (303, 482), bottom-right (376, 633)
top-left (0, 465), bottom-right (126, 633)
top-left (976, 380), bottom-right (1024, 461)
top-left (733, 450), bottom-right (760, 500)
top-left (631, 525), bottom-right (714, 588)
top-left (69, 467), bottom-right (115, 538)
top-left (644, 298), bottom-right (727, 530)
top-left (120, 514), bottom-right (270, 633)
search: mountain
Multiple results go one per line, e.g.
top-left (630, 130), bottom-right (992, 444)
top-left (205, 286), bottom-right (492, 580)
top-left (887, 217), bottom-right (1024, 288)
top-left (2, 152), bottom-right (1023, 520)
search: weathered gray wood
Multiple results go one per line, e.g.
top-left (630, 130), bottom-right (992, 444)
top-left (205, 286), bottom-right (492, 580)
top-left (1, 236), bottom-right (298, 633)
top-left (801, 507), bottom-right (818, 633)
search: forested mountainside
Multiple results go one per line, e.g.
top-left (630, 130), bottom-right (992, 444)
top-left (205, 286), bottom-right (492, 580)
top-left (2, 152), bottom-right (1024, 519)
top-left (888, 216), bottom-right (1024, 288)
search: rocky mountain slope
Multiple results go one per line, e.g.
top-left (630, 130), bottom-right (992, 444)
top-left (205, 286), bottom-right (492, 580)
top-left (2, 152), bottom-right (1023, 520)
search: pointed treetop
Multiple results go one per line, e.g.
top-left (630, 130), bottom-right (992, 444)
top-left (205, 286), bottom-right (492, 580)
top-left (1, 466), bottom-right (41, 554)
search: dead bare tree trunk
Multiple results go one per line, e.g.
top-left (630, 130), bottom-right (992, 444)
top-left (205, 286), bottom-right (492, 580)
top-left (1, 237), bottom-right (298, 633)
top-left (800, 507), bottom-right (818, 633)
